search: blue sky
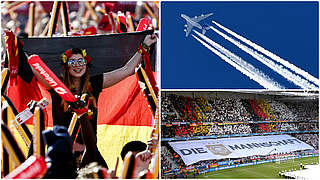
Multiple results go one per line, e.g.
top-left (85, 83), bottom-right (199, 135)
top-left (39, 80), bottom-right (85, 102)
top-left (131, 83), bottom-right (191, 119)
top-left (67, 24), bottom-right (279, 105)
top-left (161, 1), bottom-right (319, 89)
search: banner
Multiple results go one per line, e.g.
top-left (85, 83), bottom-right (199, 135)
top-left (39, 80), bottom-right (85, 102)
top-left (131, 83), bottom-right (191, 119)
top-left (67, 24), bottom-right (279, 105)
top-left (168, 135), bottom-right (314, 166)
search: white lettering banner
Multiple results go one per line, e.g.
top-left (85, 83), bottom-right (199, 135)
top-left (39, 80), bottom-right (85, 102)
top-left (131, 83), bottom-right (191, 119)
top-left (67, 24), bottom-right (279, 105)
top-left (168, 135), bottom-right (314, 166)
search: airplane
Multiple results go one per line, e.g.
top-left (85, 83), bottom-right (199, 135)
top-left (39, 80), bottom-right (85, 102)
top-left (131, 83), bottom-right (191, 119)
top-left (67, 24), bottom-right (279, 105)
top-left (181, 13), bottom-right (213, 37)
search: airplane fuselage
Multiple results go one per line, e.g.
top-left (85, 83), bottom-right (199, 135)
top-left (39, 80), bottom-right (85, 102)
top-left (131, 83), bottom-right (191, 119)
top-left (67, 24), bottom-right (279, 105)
top-left (181, 13), bottom-right (213, 37)
top-left (181, 14), bottom-right (202, 29)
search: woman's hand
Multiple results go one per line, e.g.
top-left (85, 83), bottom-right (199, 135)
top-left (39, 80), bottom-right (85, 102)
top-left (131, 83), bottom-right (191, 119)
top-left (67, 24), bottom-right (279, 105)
top-left (143, 33), bottom-right (157, 47)
top-left (134, 150), bottom-right (153, 178)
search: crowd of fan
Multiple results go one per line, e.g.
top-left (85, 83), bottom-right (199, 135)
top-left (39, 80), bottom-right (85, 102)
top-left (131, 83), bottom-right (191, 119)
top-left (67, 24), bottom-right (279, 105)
top-left (161, 126), bottom-right (176, 138)
top-left (247, 99), bottom-right (270, 120)
top-left (161, 143), bottom-right (184, 169)
top-left (208, 124), bottom-right (252, 135)
top-left (1, 2), bottom-right (159, 38)
top-left (161, 146), bottom-right (174, 172)
top-left (168, 94), bottom-right (201, 123)
top-left (162, 124), bottom-right (252, 138)
top-left (297, 123), bottom-right (318, 131)
top-left (161, 122), bottom-right (319, 139)
top-left (251, 122), bottom-right (299, 133)
top-left (284, 101), bottom-right (319, 121)
top-left (161, 94), bottom-right (257, 123)
top-left (293, 134), bottom-right (319, 150)
top-left (161, 96), bottom-right (179, 122)
top-left (208, 98), bottom-right (252, 122)
top-left (161, 94), bottom-right (319, 124)
top-left (268, 100), bottom-right (297, 121)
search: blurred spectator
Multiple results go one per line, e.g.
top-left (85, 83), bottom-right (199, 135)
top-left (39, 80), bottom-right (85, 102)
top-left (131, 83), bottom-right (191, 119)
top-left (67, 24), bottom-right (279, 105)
top-left (1, 1), bottom-right (159, 37)
top-left (42, 126), bottom-right (77, 179)
top-left (268, 100), bottom-right (297, 121)
top-left (284, 101), bottom-right (319, 121)
top-left (293, 133), bottom-right (319, 150)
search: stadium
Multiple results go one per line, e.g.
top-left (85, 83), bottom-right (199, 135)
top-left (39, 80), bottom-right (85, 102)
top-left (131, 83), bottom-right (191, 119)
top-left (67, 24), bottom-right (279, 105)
top-left (161, 90), bottom-right (319, 179)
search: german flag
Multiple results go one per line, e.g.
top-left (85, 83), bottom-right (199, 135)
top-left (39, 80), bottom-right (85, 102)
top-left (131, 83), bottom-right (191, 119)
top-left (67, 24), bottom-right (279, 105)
top-left (97, 73), bottom-right (154, 175)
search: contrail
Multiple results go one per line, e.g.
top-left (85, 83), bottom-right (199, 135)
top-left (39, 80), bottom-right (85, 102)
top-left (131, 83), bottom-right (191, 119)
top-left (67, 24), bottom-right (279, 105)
top-left (193, 30), bottom-right (284, 89)
top-left (192, 30), bottom-right (284, 89)
top-left (212, 20), bottom-right (319, 87)
top-left (208, 25), bottom-right (317, 89)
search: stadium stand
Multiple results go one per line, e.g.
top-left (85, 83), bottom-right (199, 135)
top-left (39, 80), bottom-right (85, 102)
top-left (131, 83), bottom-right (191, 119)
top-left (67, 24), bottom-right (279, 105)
top-left (293, 134), bottom-right (319, 150)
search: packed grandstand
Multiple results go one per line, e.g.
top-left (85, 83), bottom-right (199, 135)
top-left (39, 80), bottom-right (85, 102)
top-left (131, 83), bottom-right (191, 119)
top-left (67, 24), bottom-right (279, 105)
top-left (160, 91), bottom-right (319, 178)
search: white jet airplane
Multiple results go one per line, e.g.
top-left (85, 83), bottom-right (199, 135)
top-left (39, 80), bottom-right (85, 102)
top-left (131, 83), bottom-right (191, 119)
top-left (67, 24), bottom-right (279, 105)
top-left (181, 13), bottom-right (213, 37)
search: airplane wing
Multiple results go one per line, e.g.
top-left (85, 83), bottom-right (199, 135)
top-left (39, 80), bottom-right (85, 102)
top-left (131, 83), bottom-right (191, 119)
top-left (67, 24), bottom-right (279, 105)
top-left (191, 13), bottom-right (213, 22)
top-left (185, 21), bottom-right (193, 37)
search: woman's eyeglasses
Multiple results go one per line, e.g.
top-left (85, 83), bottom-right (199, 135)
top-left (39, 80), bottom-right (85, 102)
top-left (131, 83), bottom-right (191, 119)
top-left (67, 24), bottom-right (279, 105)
top-left (67, 58), bottom-right (87, 67)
